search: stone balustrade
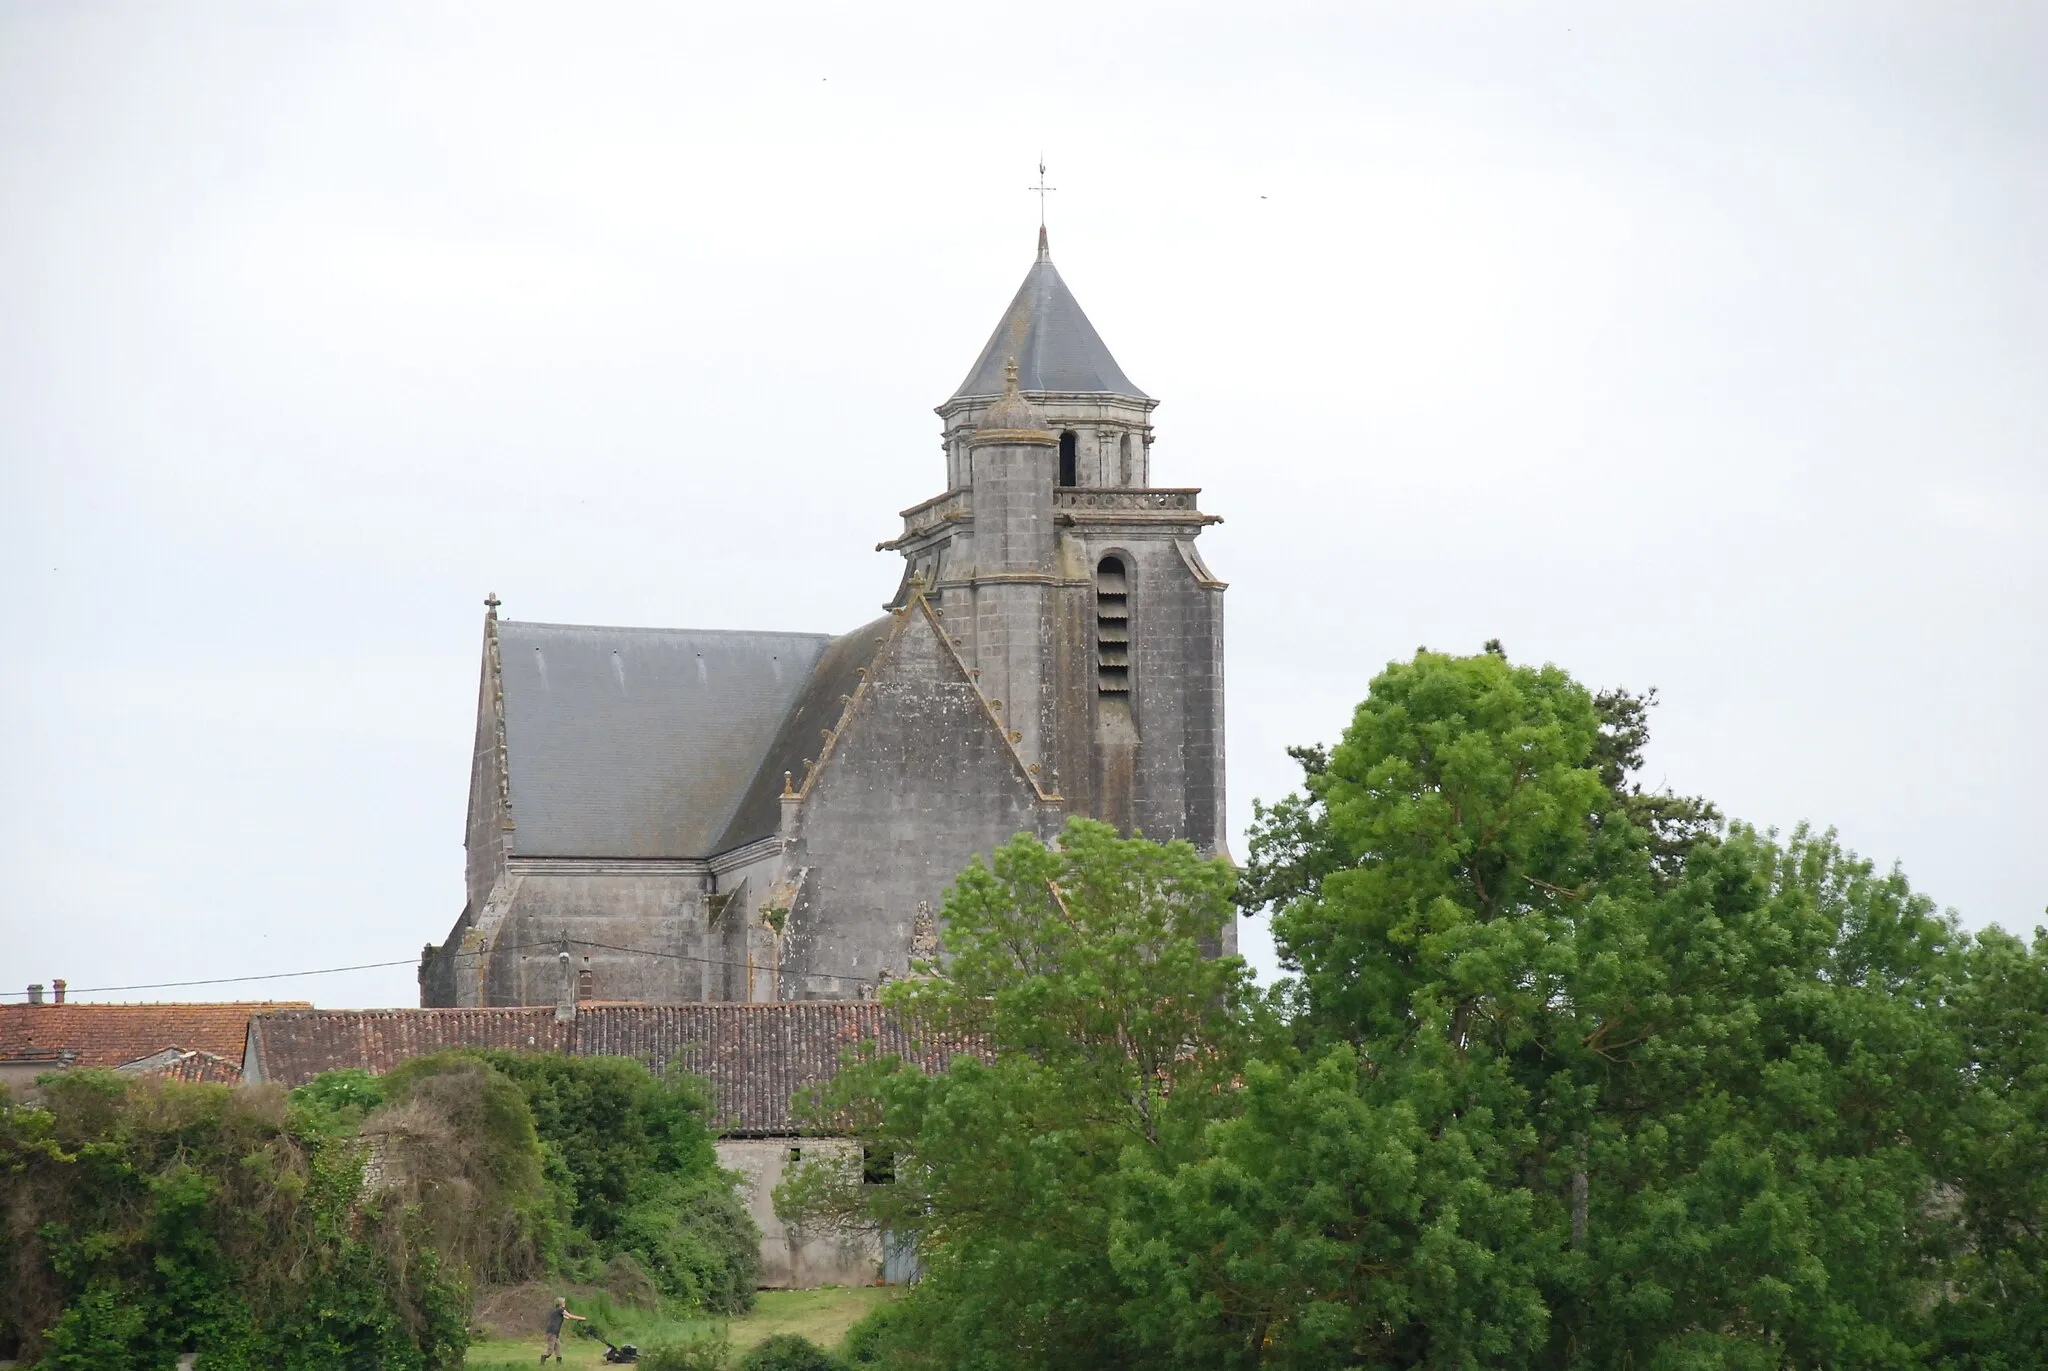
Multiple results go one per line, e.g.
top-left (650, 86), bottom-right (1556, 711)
top-left (1054, 488), bottom-right (1201, 512)
top-left (896, 487), bottom-right (1207, 543)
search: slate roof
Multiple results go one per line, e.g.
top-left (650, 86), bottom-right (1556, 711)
top-left (498, 622), bottom-right (834, 858)
top-left (714, 615), bottom-right (894, 853)
top-left (243, 1004), bottom-right (987, 1136)
top-left (952, 232), bottom-right (1147, 401)
top-left (0, 1002), bottom-right (307, 1074)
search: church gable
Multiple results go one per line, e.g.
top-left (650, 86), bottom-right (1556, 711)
top-left (776, 598), bottom-right (1056, 997)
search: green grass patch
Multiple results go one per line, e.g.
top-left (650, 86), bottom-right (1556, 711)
top-left (463, 1287), bottom-right (898, 1368)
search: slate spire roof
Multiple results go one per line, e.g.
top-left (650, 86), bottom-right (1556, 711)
top-left (951, 229), bottom-right (1147, 401)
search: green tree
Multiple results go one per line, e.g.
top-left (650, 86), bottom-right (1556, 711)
top-left (1928, 925), bottom-right (2048, 1367)
top-left (783, 818), bottom-right (1253, 1371)
top-left (1230, 649), bottom-right (1969, 1369)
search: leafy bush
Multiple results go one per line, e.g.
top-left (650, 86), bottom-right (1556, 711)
top-left (739, 1332), bottom-right (847, 1371)
top-left (840, 1297), bottom-right (918, 1368)
top-left (0, 1071), bottom-right (472, 1369)
top-left (638, 1324), bottom-right (733, 1371)
top-left (463, 1051), bottom-right (758, 1312)
top-left (288, 1066), bottom-right (386, 1130)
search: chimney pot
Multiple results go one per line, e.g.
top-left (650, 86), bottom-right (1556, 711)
top-left (27, 984), bottom-right (44, 1005)
top-left (52, 979), bottom-right (66, 1005)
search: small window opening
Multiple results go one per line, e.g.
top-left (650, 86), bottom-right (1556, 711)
top-left (1118, 432), bottom-right (1134, 486)
top-left (1095, 556), bottom-right (1130, 695)
top-left (862, 1145), bottom-right (896, 1185)
top-left (787, 1145), bottom-right (803, 1165)
top-left (1058, 430), bottom-right (1079, 487)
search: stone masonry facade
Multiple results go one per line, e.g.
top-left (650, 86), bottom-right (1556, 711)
top-left (419, 227), bottom-right (1230, 1008)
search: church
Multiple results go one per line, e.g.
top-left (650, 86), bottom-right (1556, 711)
top-left (419, 229), bottom-right (1230, 1009)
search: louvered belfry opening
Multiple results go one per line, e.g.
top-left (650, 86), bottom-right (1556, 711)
top-left (1095, 555), bottom-right (1131, 694)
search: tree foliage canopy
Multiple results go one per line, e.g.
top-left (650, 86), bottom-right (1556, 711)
top-left (1, 1049), bottom-right (758, 1365)
top-left (807, 649), bottom-right (2048, 1371)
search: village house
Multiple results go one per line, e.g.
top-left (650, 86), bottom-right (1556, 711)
top-left (0, 987), bottom-right (304, 1097)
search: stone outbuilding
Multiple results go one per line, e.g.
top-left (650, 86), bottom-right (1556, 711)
top-left (240, 1000), bottom-right (981, 1289)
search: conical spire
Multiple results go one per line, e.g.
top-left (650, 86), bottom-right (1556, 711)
top-left (951, 232), bottom-right (1147, 401)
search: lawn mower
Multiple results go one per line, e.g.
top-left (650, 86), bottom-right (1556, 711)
top-left (575, 1322), bottom-right (639, 1363)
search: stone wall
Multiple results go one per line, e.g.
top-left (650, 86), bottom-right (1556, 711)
top-left (716, 1138), bottom-right (884, 1289)
top-left (779, 604), bottom-right (1052, 999)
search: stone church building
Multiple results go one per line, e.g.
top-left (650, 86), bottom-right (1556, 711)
top-left (419, 229), bottom-right (1230, 1009)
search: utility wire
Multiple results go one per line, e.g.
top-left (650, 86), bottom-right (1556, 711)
top-left (0, 959), bottom-right (420, 1000)
top-left (2, 939), bottom-right (893, 1002)
top-left (500, 937), bottom-right (887, 988)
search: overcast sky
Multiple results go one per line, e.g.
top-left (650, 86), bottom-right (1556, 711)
top-left (4, 2), bottom-right (2042, 1008)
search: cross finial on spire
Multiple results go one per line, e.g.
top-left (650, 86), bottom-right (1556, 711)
top-left (484, 592), bottom-right (501, 617)
top-left (1028, 156), bottom-right (1056, 231)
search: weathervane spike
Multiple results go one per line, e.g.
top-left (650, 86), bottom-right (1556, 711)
top-left (1027, 156), bottom-right (1057, 234)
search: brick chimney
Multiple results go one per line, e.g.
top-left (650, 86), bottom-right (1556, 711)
top-left (26, 984), bottom-right (44, 1005)
top-left (52, 979), bottom-right (66, 1005)
top-left (577, 958), bottom-right (594, 1003)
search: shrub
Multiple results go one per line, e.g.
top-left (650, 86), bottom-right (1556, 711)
top-left (739, 1332), bottom-right (848, 1371)
top-left (840, 1298), bottom-right (918, 1368)
top-left (0, 1072), bottom-right (473, 1369)
top-left (640, 1324), bottom-right (733, 1371)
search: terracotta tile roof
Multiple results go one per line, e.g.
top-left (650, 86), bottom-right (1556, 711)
top-left (129, 1049), bottom-right (244, 1085)
top-left (0, 1002), bottom-right (308, 1075)
top-left (244, 1003), bottom-right (987, 1135)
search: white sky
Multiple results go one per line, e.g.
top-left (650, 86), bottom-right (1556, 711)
top-left (3, 2), bottom-right (2043, 1008)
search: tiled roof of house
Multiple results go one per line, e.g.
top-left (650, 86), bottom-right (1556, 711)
top-left (127, 1048), bottom-right (245, 1085)
top-left (0, 1002), bottom-right (308, 1076)
top-left (244, 1003), bottom-right (986, 1135)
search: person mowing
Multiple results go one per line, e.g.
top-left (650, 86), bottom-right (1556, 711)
top-left (543, 1296), bottom-right (586, 1363)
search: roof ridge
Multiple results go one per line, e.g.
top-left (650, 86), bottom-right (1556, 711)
top-left (500, 620), bottom-right (837, 640)
top-left (3, 1001), bottom-right (313, 1009)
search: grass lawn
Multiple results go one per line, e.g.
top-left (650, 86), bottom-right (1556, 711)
top-left (463, 1286), bottom-right (898, 1367)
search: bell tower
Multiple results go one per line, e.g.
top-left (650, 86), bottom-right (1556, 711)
top-left (883, 230), bottom-right (1229, 856)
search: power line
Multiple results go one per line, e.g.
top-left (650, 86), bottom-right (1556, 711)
top-left (0, 959), bottom-right (420, 1000)
top-left (2, 936), bottom-right (896, 1004)
top-left (501, 937), bottom-right (886, 988)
